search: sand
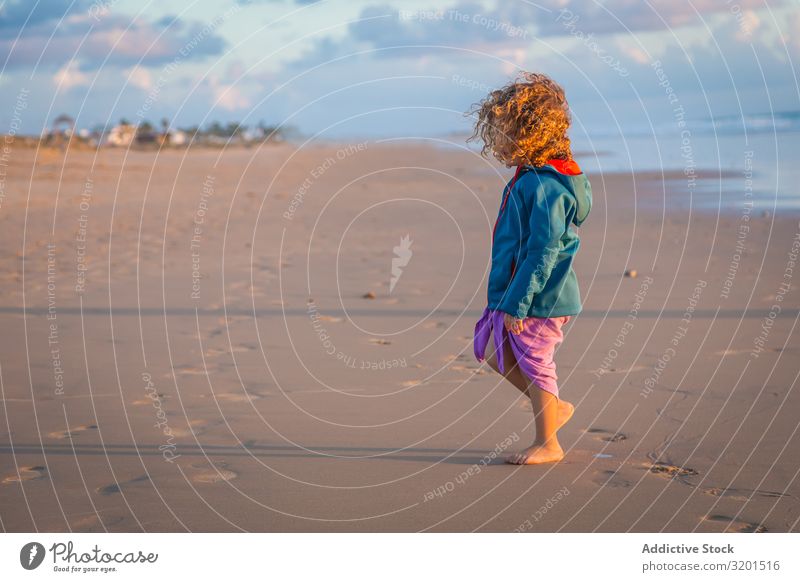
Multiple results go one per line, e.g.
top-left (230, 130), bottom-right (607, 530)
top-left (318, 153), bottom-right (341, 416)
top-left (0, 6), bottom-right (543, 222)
top-left (0, 141), bottom-right (798, 532)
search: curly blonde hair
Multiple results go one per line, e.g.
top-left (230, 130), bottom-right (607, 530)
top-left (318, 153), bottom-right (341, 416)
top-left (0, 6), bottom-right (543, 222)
top-left (467, 71), bottom-right (573, 167)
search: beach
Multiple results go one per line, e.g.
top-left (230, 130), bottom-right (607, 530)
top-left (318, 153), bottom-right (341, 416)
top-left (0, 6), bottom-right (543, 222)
top-left (0, 140), bottom-right (798, 532)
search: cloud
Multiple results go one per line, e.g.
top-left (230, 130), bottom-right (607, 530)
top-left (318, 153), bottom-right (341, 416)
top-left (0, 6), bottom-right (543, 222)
top-left (285, 0), bottom-right (790, 71)
top-left (208, 77), bottom-right (252, 111)
top-left (126, 65), bottom-right (154, 91)
top-left (549, 5), bottom-right (799, 124)
top-left (0, 1), bottom-right (228, 70)
top-left (781, 9), bottom-right (800, 56)
top-left (0, 0), bottom-right (91, 31)
top-left (285, 2), bottom-right (539, 67)
top-left (614, 39), bottom-right (650, 65)
top-left (265, 0), bottom-right (798, 138)
top-left (537, 0), bottom-right (786, 36)
top-left (52, 60), bottom-right (90, 90)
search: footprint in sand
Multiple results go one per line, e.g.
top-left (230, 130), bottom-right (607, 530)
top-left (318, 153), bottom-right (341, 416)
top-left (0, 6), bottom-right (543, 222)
top-left (211, 391), bottom-right (266, 403)
top-left (586, 428), bottom-right (628, 442)
top-left (592, 469), bottom-right (632, 489)
top-left (287, 387), bottom-right (365, 394)
top-left (714, 348), bottom-right (751, 356)
top-left (188, 461), bottom-right (238, 484)
top-left (168, 364), bottom-right (218, 377)
top-left (71, 513), bottom-right (125, 532)
top-left (449, 364), bottom-right (485, 374)
top-left (96, 474), bottom-right (150, 496)
top-left (48, 424), bottom-right (98, 439)
top-left (601, 365), bottom-right (648, 374)
top-left (702, 486), bottom-right (792, 501)
top-left (2, 466), bottom-right (47, 484)
top-left (169, 418), bottom-right (218, 438)
top-left (701, 514), bottom-right (767, 532)
top-left (401, 380), bottom-right (425, 387)
top-left (647, 461), bottom-right (699, 478)
top-left (132, 393), bottom-right (169, 405)
top-left (204, 345), bottom-right (257, 358)
top-left (208, 327), bottom-right (224, 338)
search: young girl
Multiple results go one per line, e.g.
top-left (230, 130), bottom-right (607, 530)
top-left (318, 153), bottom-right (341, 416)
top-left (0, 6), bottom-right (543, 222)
top-left (469, 72), bottom-right (592, 465)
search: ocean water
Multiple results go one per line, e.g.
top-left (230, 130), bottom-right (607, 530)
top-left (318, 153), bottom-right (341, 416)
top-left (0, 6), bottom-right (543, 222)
top-left (453, 111), bottom-right (800, 213)
top-left (570, 121), bottom-right (800, 213)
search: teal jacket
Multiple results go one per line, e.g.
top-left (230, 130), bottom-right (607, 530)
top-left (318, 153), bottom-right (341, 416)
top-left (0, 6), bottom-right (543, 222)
top-left (487, 161), bottom-right (592, 319)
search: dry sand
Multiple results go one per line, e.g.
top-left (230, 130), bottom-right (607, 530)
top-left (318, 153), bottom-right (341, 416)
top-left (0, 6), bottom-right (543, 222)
top-left (0, 141), bottom-right (798, 532)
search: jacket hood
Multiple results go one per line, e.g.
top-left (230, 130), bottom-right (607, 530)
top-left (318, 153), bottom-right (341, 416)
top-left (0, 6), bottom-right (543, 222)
top-left (525, 163), bottom-right (592, 227)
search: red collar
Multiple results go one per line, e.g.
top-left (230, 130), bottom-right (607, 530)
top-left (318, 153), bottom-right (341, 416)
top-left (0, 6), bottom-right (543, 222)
top-left (543, 158), bottom-right (582, 175)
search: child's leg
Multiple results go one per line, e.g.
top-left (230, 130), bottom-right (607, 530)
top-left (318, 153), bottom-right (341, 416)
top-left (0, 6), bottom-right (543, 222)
top-left (483, 330), bottom-right (574, 434)
top-left (506, 383), bottom-right (565, 465)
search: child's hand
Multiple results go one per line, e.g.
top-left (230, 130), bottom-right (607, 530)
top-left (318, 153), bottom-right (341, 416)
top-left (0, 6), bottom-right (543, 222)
top-left (503, 313), bottom-right (524, 335)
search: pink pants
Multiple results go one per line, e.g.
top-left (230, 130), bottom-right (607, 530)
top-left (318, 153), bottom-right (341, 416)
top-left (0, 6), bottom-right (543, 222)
top-left (473, 307), bottom-right (570, 398)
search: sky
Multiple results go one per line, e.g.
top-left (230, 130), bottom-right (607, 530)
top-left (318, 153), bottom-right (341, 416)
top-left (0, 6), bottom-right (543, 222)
top-left (0, 0), bottom-right (798, 139)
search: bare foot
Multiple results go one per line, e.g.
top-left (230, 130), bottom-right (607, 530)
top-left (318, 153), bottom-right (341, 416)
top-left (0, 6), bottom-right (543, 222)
top-left (557, 399), bottom-right (574, 430)
top-left (506, 443), bottom-right (565, 465)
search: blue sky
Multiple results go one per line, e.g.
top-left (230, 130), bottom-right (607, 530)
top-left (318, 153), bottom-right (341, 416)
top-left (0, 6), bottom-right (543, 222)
top-left (1, 0), bottom-right (798, 138)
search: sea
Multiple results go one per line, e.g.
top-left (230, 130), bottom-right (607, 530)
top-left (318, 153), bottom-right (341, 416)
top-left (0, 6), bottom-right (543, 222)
top-left (445, 111), bottom-right (800, 213)
top-left (570, 111), bottom-right (800, 213)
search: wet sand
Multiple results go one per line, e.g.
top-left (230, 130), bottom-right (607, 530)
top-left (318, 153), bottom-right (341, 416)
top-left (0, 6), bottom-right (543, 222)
top-left (0, 141), bottom-right (798, 532)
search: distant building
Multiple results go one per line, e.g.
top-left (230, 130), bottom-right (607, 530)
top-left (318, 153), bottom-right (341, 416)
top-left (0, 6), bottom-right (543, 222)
top-left (169, 130), bottom-right (188, 146)
top-left (135, 128), bottom-right (158, 145)
top-left (106, 123), bottom-right (136, 146)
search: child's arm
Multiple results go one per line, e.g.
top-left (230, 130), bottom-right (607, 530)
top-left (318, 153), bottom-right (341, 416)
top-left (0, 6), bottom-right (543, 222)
top-left (498, 177), bottom-right (572, 321)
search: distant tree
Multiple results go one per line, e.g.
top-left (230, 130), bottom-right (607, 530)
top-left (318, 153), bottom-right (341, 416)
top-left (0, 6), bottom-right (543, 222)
top-left (207, 121), bottom-right (225, 137)
top-left (204, 121), bottom-right (245, 138)
top-left (256, 120), bottom-right (286, 142)
top-left (225, 121), bottom-right (244, 137)
top-left (53, 113), bottom-right (75, 126)
top-left (52, 114), bottom-right (75, 136)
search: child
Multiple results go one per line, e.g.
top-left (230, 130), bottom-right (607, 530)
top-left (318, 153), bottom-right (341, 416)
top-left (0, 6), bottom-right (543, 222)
top-left (469, 72), bottom-right (592, 465)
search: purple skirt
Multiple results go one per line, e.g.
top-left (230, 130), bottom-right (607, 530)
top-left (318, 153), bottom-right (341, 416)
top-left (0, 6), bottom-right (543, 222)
top-left (473, 307), bottom-right (570, 398)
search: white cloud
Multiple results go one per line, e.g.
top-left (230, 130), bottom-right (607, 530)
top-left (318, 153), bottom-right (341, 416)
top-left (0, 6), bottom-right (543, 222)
top-left (779, 10), bottom-right (800, 56)
top-left (209, 77), bottom-right (251, 111)
top-left (52, 61), bottom-right (89, 90)
top-left (126, 65), bottom-right (154, 91)
top-left (736, 10), bottom-right (761, 41)
top-left (615, 39), bottom-right (650, 65)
